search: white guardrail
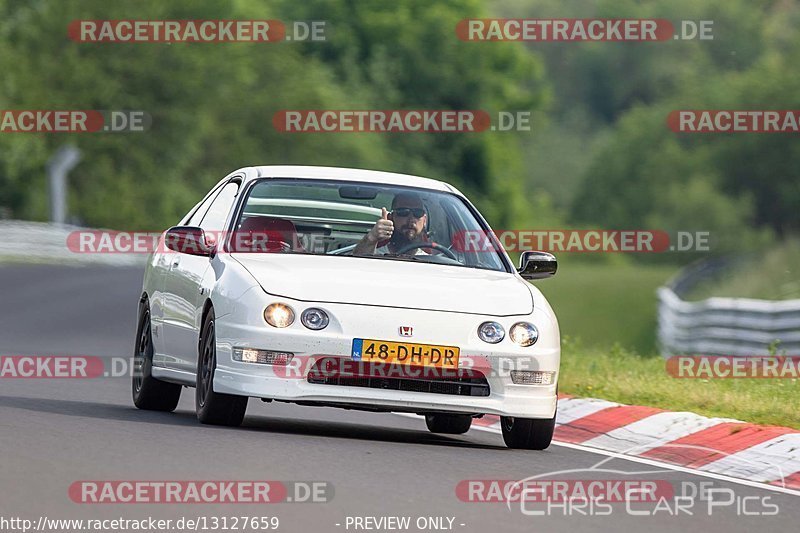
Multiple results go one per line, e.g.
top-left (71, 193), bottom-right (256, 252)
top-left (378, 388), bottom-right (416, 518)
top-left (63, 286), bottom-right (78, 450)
top-left (0, 220), bottom-right (144, 266)
top-left (657, 259), bottom-right (800, 356)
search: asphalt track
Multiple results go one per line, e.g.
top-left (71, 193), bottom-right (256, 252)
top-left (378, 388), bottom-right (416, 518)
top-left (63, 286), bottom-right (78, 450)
top-left (0, 264), bottom-right (797, 533)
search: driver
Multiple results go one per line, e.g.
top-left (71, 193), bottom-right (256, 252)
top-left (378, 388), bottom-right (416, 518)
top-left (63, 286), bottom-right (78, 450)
top-left (354, 192), bottom-right (429, 256)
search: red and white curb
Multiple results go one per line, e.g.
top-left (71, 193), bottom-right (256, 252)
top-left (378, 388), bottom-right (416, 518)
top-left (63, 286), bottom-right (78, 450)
top-left (401, 394), bottom-right (800, 492)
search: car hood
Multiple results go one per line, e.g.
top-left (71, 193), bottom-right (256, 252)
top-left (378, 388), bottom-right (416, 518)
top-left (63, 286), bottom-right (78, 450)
top-left (232, 254), bottom-right (533, 316)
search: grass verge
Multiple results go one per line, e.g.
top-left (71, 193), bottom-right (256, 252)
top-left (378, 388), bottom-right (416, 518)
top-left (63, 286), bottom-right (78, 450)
top-left (559, 338), bottom-right (800, 429)
top-left (535, 260), bottom-right (675, 354)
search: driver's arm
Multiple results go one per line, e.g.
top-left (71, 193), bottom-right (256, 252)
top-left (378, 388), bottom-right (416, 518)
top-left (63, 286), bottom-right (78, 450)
top-left (354, 207), bottom-right (393, 256)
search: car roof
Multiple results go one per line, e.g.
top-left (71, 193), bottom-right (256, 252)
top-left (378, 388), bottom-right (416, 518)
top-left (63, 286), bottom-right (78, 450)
top-left (245, 165), bottom-right (462, 195)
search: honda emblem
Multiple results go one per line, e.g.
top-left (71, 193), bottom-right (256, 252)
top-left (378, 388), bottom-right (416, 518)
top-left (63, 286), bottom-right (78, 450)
top-left (399, 326), bottom-right (413, 337)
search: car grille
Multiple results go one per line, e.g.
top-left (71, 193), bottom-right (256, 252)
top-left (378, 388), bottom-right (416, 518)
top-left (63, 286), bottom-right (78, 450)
top-left (306, 359), bottom-right (490, 397)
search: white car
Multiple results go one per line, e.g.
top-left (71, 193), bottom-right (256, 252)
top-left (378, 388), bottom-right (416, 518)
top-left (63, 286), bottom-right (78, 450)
top-left (132, 166), bottom-right (560, 449)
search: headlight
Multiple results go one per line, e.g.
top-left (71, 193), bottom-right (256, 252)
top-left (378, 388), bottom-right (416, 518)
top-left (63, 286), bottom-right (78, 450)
top-left (478, 321), bottom-right (505, 344)
top-left (301, 308), bottom-right (329, 330)
top-left (264, 303), bottom-right (295, 328)
top-left (510, 322), bottom-right (539, 347)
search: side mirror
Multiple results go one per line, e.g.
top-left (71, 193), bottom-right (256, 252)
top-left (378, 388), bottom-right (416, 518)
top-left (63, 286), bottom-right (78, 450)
top-left (164, 226), bottom-right (214, 257)
top-left (518, 251), bottom-right (557, 280)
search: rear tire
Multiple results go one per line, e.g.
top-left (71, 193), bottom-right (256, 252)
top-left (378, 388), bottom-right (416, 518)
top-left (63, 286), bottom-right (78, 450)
top-left (196, 308), bottom-right (248, 426)
top-left (132, 301), bottom-right (181, 412)
top-left (425, 413), bottom-right (472, 434)
top-left (500, 414), bottom-right (555, 450)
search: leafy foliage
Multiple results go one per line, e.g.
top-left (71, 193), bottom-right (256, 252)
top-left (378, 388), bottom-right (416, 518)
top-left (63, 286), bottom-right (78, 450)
top-left (0, 0), bottom-right (544, 230)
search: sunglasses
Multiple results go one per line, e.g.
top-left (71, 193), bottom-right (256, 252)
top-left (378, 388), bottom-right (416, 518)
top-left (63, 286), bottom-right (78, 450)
top-left (393, 207), bottom-right (425, 218)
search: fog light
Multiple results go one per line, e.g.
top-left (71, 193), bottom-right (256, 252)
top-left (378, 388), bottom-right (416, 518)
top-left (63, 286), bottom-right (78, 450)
top-left (510, 322), bottom-right (539, 347)
top-left (264, 303), bottom-right (295, 328)
top-left (510, 370), bottom-right (554, 385)
top-left (301, 308), bottom-right (329, 330)
top-left (478, 321), bottom-right (505, 344)
top-left (233, 348), bottom-right (294, 365)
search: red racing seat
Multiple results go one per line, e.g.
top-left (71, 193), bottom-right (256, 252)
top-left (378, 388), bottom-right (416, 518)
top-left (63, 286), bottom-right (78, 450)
top-left (232, 216), bottom-right (305, 253)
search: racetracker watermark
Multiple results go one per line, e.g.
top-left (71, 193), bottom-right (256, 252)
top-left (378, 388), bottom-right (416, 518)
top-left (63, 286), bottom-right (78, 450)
top-left (458, 477), bottom-right (779, 516)
top-left (0, 110), bottom-right (150, 133)
top-left (452, 230), bottom-right (710, 253)
top-left (0, 356), bottom-right (105, 378)
top-left (69, 481), bottom-right (332, 504)
top-left (0, 356), bottom-right (153, 379)
top-left (668, 110), bottom-right (800, 133)
top-left (67, 230), bottom-right (309, 254)
top-left (68, 20), bottom-right (327, 43)
top-left (456, 19), bottom-right (713, 41)
top-left (456, 479), bottom-right (675, 503)
top-left (272, 110), bottom-right (532, 132)
top-left (666, 355), bottom-right (800, 379)
top-left (270, 355), bottom-right (555, 384)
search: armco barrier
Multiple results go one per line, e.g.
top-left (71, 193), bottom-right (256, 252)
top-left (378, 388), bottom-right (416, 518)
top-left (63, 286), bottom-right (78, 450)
top-left (0, 220), bottom-right (143, 266)
top-left (657, 258), bottom-right (800, 356)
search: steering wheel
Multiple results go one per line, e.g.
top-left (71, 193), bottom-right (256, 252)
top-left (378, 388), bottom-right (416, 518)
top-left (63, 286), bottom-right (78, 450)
top-left (393, 242), bottom-right (458, 260)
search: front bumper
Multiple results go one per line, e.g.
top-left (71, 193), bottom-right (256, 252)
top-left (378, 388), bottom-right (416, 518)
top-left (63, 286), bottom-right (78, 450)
top-left (214, 292), bottom-right (559, 419)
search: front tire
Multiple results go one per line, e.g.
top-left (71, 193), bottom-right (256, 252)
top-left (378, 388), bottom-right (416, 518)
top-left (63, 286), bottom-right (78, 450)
top-left (425, 413), bottom-right (472, 434)
top-left (501, 414), bottom-right (556, 450)
top-left (196, 308), bottom-right (248, 426)
top-left (132, 301), bottom-right (182, 412)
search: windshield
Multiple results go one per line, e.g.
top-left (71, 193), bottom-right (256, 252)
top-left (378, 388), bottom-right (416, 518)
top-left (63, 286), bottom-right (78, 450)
top-left (230, 179), bottom-right (509, 273)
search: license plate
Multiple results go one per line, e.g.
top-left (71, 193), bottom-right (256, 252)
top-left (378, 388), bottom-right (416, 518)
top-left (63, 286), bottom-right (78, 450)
top-left (351, 339), bottom-right (460, 368)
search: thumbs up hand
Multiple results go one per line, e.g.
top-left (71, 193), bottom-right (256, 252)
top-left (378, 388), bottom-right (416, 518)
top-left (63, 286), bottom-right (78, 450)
top-left (366, 207), bottom-right (394, 243)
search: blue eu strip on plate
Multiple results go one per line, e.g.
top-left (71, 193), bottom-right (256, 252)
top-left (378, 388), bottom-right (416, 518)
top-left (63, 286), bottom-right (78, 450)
top-left (351, 338), bottom-right (363, 360)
